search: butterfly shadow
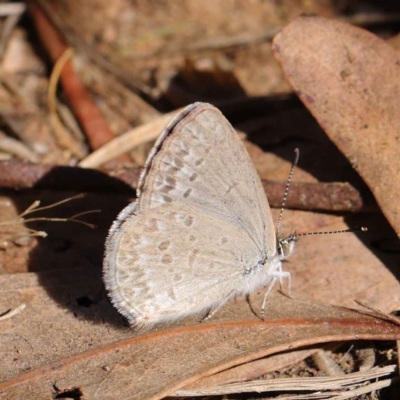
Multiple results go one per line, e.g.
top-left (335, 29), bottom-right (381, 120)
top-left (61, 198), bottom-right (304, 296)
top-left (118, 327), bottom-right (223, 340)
top-left (9, 166), bottom-right (136, 329)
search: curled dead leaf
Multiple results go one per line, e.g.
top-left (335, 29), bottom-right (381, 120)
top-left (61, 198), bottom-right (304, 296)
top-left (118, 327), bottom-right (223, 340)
top-left (273, 16), bottom-right (400, 238)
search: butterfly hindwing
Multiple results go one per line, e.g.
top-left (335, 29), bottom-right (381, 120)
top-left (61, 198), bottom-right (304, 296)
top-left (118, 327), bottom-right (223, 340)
top-left (104, 202), bottom-right (264, 328)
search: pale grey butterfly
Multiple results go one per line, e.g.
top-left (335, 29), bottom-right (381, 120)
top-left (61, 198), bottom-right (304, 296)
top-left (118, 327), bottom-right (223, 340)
top-left (103, 102), bottom-right (359, 329)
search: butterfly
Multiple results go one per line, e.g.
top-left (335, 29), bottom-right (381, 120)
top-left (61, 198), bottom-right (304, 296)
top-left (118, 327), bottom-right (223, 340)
top-left (103, 102), bottom-right (297, 329)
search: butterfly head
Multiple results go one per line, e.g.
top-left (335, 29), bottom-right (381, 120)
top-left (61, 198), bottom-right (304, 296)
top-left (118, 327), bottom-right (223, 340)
top-left (277, 232), bottom-right (297, 260)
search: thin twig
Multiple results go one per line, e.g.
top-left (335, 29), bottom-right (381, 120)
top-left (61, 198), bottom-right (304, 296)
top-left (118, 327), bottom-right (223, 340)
top-left (172, 366), bottom-right (396, 397)
top-left (0, 194), bottom-right (99, 246)
top-left (0, 159), bottom-right (368, 212)
top-left (0, 304), bottom-right (26, 322)
top-left (78, 108), bottom-right (185, 168)
top-left (28, 2), bottom-right (125, 160)
top-left (33, 0), bottom-right (159, 99)
top-left (48, 47), bottom-right (86, 158)
top-left (0, 132), bottom-right (39, 162)
top-left (21, 213), bottom-right (99, 229)
top-left (19, 193), bottom-right (86, 217)
top-left (0, 2), bottom-right (26, 17)
top-left (0, 6), bottom-right (25, 59)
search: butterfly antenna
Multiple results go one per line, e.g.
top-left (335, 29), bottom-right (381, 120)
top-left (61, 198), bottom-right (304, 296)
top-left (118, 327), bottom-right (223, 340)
top-left (291, 226), bottom-right (367, 240)
top-left (276, 148), bottom-right (300, 238)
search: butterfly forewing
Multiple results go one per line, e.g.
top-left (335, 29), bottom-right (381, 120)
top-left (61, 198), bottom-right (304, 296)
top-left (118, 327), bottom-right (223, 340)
top-left (137, 103), bottom-right (276, 255)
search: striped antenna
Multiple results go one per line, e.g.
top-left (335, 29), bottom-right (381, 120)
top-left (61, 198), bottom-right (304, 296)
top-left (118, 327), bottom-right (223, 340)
top-left (276, 149), bottom-right (368, 247)
top-left (292, 226), bottom-right (368, 240)
top-left (276, 148), bottom-right (299, 238)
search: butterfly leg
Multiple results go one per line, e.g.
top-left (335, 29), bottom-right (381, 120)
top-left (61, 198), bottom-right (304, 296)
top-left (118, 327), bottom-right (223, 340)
top-left (283, 271), bottom-right (292, 296)
top-left (260, 276), bottom-right (277, 318)
top-left (276, 262), bottom-right (291, 294)
top-left (201, 290), bottom-right (236, 322)
top-left (273, 259), bottom-right (292, 295)
top-left (260, 271), bottom-right (291, 318)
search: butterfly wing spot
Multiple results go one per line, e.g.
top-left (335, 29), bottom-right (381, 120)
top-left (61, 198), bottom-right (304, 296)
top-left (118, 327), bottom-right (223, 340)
top-left (184, 216), bottom-right (194, 227)
top-left (161, 254), bottom-right (173, 264)
top-left (220, 237), bottom-right (228, 245)
top-left (176, 149), bottom-right (189, 158)
top-left (158, 240), bottom-right (171, 251)
top-left (114, 270), bottom-right (130, 282)
top-left (162, 184), bottom-right (175, 193)
top-left (163, 164), bottom-right (180, 175)
top-left (161, 153), bottom-right (185, 173)
top-left (161, 195), bottom-right (172, 203)
top-left (194, 158), bottom-right (204, 166)
top-left (243, 194), bottom-right (256, 208)
top-left (172, 156), bottom-right (184, 170)
top-left (120, 232), bottom-right (140, 246)
top-left (183, 123), bottom-right (204, 141)
top-left (177, 139), bottom-right (189, 152)
top-left (201, 110), bottom-right (219, 129)
top-left (188, 249), bottom-right (200, 266)
top-left (116, 253), bottom-right (138, 269)
top-left (153, 175), bottom-right (174, 193)
top-left (174, 141), bottom-right (190, 158)
top-left (172, 138), bottom-right (190, 158)
top-left (143, 218), bottom-right (160, 233)
top-left (130, 282), bottom-right (152, 298)
top-left (153, 177), bottom-right (163, 189)
top-left (164, 176), bottom-right (177, 187)
top-left (173, 273), bottom-right (183, 282)
top-left (188, 235), bottom-right (197, 242)
top-left (189, 173), bottom-right (198, 182)
top-left (129, 281), bottom-right (152, 299)
top-left (183, 188), bottom-right (192, 198)
top-left (168, 288), bottom-right (177, 301)
top-left (165, 150), bottom-right (186, 167)
top-left (171, 211), bottom-right (194, 227)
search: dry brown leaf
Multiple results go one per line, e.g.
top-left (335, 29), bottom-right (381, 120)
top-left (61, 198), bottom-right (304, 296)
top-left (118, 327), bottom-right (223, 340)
top-left (278, 209), bottom-right (400, 314)
top-left (1, 291), bottom-right (400, 400)
top-left (272, 15), bottom-right (400, 237)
